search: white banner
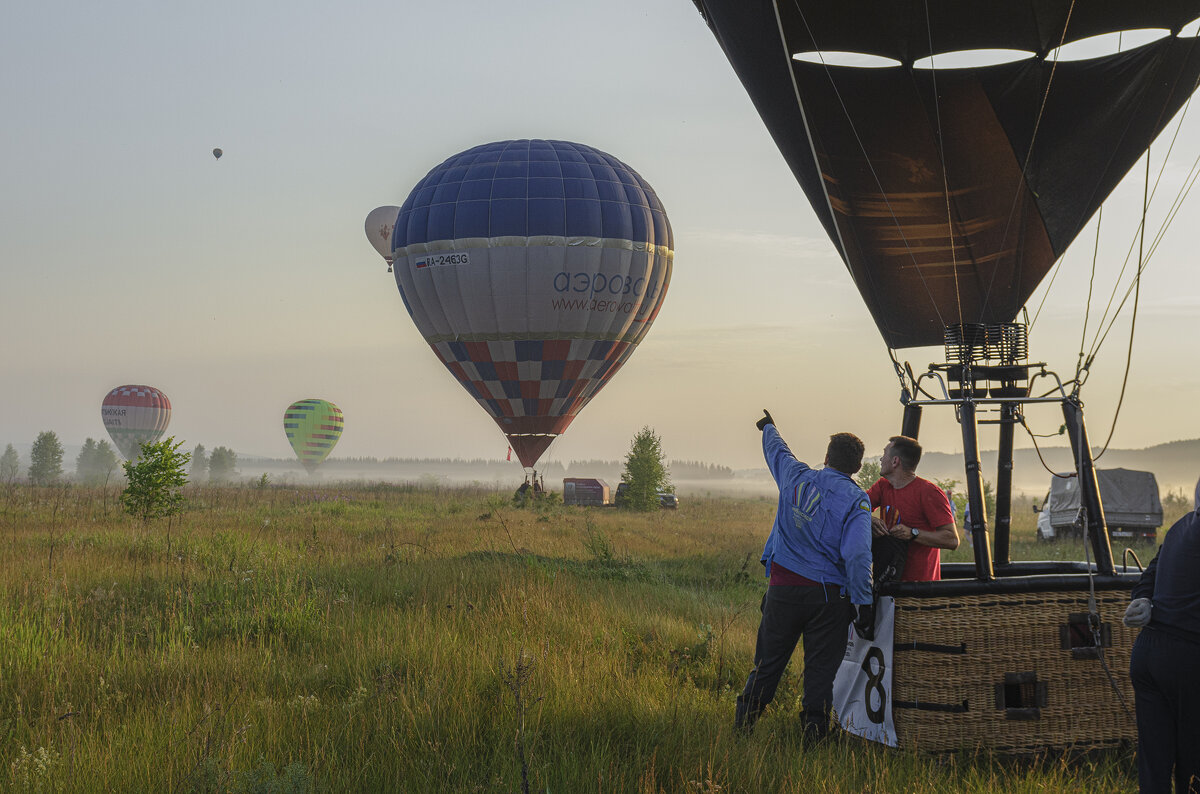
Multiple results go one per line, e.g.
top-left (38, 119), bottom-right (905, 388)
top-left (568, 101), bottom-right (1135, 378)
top-left (832, 596), bottom-right (897, 747)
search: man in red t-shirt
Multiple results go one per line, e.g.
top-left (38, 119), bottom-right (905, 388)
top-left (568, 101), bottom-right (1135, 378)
top-left (867, 436), bottom-right (959, 581)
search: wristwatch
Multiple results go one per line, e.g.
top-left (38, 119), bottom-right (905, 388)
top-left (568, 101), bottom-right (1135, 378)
top-left (910, 527), bottom-right (920, 539)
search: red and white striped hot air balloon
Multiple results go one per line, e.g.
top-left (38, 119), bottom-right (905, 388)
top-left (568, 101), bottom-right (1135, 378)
top-left (101, 385), bottom-right (172, 460)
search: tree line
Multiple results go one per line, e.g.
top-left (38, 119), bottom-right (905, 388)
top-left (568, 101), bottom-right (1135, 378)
top-left (1, 434), bottom-right (239, 486)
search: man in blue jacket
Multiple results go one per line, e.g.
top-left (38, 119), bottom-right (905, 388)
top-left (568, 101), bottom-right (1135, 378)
top-left (1124, 477), bottom-right (1200, 793)
top-left (735, 410), bottom-right (874, 740)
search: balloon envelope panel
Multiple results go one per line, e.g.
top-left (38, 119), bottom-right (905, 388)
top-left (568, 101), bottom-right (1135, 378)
top-left (284, 399), bottom-right (344, 473)
top-left (101, 385), bottom-right (172, 460)
top-left (695, 0), bottom-right (1200, 348)
top-left (391, 140), bottom-right (673, 467)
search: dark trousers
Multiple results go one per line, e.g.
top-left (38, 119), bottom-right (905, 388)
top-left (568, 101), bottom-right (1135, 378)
top-left (735, 584), bottom-right (852, 734)
top-left (1130, 629), bottom-right (1200, 793)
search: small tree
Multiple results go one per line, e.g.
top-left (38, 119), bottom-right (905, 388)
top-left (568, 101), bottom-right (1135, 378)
top-left (856, 458), bottom-right (881, 490)
top-left (120, 437), bottom-right (189, 530)
top-left (208, 446), bottom-right (237, 483)
top-left (619, 426), bottom-right (671, 512)
top-left (1, 444), bottom-right (19, 483)
top-left (934, 477), bottom-right (995, 525)
top-left (29, 431), bottom-right (64, 486)
top-left (189, 444), bottom-right (209, 484)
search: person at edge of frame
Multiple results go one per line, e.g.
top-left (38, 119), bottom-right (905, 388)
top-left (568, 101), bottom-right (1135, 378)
top-left (734, 410), bottom-right (874, 741)
top-left (1123, 475), bottom-right (1200, 794)
top-left (866, 436), bottom-right (959, 581)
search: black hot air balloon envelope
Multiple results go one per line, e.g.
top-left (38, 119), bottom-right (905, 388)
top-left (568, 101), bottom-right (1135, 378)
top-left (693, 0), bottom-right (1200, 348)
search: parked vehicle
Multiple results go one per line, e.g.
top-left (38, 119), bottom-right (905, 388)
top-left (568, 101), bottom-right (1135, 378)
top-left (1034, 468), bottom-right (1162, 543)
top-left (614, 482), bottom-right (679, 509)
top-left (562, 477), bottom-right (611, 507)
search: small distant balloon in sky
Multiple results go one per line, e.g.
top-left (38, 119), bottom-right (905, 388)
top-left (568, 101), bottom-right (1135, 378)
top-left (212, 148), bottom-right (223, 160)
top-left (364, 206), bottom-right (401, 272)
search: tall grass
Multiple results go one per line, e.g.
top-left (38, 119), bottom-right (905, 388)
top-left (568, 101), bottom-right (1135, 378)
top-left (0, 482), bottom-right (1148, 792)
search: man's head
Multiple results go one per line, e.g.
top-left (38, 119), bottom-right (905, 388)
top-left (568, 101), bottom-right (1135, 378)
top-left (826, 432), bottom-right (865, 475)
top-left (881, 435), bottom-right (921, 477)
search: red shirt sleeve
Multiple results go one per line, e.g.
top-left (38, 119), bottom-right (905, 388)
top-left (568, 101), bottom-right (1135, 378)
top-left (867, 478), bottom-right (883, 509)
top-left (922, 480), bottom-right (955, 527)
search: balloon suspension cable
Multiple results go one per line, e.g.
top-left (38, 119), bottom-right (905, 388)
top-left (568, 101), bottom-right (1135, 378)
top-left (1072, 206), bottom-right (1104, 390)
top-left (1086, 82), bottom-right (1198, 363)
top-left (786, 0), bottom-right (944, 336)
top-left (922, 0), bottom-right (964, 329)
top-left (1091, 153), bottom-right (1150, 462)
top-left (1027, 251), bottom-right (1066, 334)
top-left (982, 0), bottom-right (1076, 319)
top-left (1076, 432), bottom-right (1132, 718)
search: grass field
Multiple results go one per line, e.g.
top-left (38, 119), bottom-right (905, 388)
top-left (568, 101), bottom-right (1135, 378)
top-left (2, 481), bottom-right (1188, 792)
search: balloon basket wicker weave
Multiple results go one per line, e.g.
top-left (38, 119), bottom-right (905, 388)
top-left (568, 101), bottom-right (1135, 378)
top-left (886, 578), bottom-right (1137, 754)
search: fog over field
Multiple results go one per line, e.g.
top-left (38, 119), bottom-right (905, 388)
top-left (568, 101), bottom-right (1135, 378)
top-left (13, 438), bottom-right (1184, 500)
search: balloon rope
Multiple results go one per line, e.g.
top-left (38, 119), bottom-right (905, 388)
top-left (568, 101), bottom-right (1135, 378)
top-left (1071, 206), bottom-right (1103, 388)
top-left (1017, 414), bottom-right (1074, 479)
top-left (922, 0), bottom-right (963, 328)
top-left (1087, 83), bottom-right (1200, 361)
top-left (1092, 152), bottom-right (1148, 461)
top-left (1027, 250), bottom-right (1066, 331)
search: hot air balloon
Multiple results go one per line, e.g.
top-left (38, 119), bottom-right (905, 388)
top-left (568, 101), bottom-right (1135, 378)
top-left (212, 148), bottom-right (223, 160)
top-left (283, 399), bottom-right (344, 473)
top-left (385, 139), bottom-right (673, 469)
top-left (101, 385), bottom-right (172, 460)
top-left (694, 0), bottom-right (1200, 754)
top-left (365, 205), bottom-right (401, 272)
top-left (696, 2), bottom-right (1200, 350)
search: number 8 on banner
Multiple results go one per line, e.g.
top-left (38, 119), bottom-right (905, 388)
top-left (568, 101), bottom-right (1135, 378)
top-left (832, 597), bottom-right (898, 746)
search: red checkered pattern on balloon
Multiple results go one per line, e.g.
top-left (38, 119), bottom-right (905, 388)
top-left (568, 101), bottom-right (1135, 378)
top-left (430, 337), bottom-right (635, 421)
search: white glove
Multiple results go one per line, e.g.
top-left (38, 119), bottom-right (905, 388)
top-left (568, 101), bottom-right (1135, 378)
top-left (1123, 597), bottom-right (1152, 628)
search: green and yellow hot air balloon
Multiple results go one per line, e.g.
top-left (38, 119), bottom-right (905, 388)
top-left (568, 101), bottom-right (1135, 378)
top-left (283, 399), bottom-right (344, 473)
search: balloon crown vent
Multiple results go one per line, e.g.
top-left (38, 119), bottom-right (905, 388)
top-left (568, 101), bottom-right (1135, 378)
top-left (944, 323), bottom-right (1027, 366)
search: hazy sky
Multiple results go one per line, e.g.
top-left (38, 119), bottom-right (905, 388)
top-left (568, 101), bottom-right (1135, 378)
top-left (3, 1), bottom-right (1199, 472)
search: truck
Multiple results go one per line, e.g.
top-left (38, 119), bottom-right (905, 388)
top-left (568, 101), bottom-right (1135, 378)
top-left (562, 478), bottom-right (611, 507)
top-left (1034, 467), bottom-right (1162, 543)
top-left (614, 481), bottom-right (680, 509)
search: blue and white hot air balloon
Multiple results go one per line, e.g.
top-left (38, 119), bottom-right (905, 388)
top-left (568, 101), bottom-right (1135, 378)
top-left (384, 139), bottom-right (674, 468)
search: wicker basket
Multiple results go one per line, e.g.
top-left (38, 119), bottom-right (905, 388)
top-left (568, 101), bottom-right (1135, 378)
top-left (890, 587), bottom-right (1137, 754)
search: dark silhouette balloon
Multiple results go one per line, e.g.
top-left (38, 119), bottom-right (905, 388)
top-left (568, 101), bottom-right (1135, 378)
top-left (212, 148), bottom-right (223, 160)
top-left (695, 1), bottom-right (1200, 348)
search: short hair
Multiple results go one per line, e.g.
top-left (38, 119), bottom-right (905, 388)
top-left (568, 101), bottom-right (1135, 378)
top-left (888, 435), bottom-right (922, 472)
top-left (827, 432), bottom-right (865, 475)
